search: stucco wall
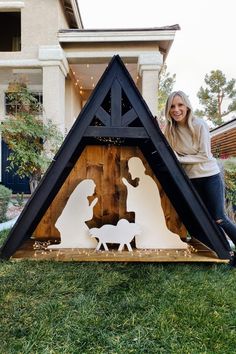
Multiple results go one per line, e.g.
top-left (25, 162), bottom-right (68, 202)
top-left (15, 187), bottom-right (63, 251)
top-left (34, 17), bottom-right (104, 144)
top-left (0, 0), bottom-right (69, 60)
top-left (63, 42), bottom-right (160, 55)
top-left (65, 77), bottom-right (81, 132)
top-left (58, 1), bottom-right (70, 30)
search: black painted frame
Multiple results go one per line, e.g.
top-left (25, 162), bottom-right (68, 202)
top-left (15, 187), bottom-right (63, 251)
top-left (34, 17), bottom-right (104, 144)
top-left (0, 56), bottom-right (231, 260)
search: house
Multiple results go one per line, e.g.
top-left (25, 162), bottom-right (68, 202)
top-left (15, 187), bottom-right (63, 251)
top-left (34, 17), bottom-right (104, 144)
top-left (210, 118), bottom-right (236, 158)
top-left (0, 0), bottom-right (179, 193)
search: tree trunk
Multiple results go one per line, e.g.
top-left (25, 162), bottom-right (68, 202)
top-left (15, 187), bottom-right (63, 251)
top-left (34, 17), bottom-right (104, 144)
top-left (29, 176), bottom-right (40, 194)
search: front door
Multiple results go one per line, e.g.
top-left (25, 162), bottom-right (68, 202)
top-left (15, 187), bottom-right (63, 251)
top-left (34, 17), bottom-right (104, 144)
top-left (1, 140), bottom-right (30, 194)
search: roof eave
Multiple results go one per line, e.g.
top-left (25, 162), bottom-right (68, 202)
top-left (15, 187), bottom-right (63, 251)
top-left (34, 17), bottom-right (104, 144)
top-left (210, 117), bottom-right (236, 136)
top-left (58, 28), bottom-right (178, 49)
top-left (58, 27), bottom-right (179, 62)
top-left (61, 0), bottom-right (84, 29)
top-left (59, 25), bottom-right (180, 40)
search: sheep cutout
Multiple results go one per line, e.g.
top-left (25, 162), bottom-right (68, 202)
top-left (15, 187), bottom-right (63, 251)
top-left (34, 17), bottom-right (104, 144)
top-left (89, 219), bottom-right (141, 252)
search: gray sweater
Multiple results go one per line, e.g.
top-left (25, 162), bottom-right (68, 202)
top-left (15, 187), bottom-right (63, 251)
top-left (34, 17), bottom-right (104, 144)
top-left (175, 117), bottom-right (220, 179)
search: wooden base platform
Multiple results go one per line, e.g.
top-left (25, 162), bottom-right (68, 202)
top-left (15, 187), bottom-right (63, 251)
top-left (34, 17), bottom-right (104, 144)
top-left (11, 239), bottom-right (229, 264)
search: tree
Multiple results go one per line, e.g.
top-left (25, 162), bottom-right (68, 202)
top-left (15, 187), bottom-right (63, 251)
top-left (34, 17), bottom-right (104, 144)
top-left (157, 65), bottom-right (176, 129)
top-left (1, 80), bottom-right (63, 192)
top-left (196, 70), bottom-right (236, 126)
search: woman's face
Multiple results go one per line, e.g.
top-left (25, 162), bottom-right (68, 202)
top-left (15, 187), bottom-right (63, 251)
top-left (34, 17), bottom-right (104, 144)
top-left (169, 95), bottom-right (188, 126)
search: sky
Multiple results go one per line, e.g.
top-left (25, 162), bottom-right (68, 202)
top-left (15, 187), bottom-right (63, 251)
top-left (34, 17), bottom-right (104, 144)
top-left (78, 0), bottom-right (236, 118)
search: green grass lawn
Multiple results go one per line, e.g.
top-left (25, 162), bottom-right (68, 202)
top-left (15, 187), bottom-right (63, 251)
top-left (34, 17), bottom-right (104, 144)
top-left (1, 229), bottom-right (236, 354)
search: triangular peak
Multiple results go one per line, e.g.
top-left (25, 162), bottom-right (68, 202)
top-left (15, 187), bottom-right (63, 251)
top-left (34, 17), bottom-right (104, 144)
top-left (0, 56), bottom-right (230, 260)
top-left (91, 83), bottom-right (141, 128)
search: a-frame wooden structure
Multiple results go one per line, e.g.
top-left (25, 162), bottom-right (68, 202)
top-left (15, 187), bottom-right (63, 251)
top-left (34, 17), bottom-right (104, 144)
top-left (0, 55), bottom-right (231, 261)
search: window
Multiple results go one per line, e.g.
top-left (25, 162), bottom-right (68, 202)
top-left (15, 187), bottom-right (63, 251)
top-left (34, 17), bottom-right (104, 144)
top-left (0, 12), bottom-right (21, 51)
top-left (5, 92), bottom-right (43, 115)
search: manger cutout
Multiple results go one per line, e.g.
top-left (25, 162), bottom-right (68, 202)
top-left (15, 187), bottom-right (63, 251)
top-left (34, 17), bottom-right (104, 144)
top-left (89, 219), bottom-right (141, 252)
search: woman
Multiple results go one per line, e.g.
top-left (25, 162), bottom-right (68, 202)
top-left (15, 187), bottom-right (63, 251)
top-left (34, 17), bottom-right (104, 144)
top-left (164, 90), bottom-right (236, 263)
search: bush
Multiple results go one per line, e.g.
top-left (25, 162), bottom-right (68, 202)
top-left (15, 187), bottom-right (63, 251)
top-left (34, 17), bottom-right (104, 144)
top-left (220, 157), bottom-right (236, 221)
top-left (0, 228), bottom-right (10, 246)
top-left (0, 80), bottom-right (63, 193)
top-left (0, 185), bottom-right (12, 222)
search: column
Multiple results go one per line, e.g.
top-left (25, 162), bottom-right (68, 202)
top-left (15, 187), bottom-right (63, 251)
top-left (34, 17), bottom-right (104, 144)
top-left (138, 52), bottom-right (163, 117)
top-left (42, 65), bottom-right (65, 134)
top-left (39, 45), bottom-right (69, 134)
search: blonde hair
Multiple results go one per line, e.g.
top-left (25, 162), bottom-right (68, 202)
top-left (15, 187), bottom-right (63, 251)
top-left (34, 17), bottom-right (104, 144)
top-left (164, 91), bottom-right (196, 149)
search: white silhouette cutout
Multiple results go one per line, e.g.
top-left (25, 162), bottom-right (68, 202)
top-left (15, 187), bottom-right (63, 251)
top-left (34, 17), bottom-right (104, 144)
top-left (122, 157), bottom-right (187, 249)
top-left (48, 179), bottom-right (98, 249)
top-left (89, 219), bottom-right (141, 252)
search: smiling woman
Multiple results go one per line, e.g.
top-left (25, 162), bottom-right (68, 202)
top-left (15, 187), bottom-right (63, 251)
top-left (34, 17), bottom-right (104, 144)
top-left (164, 90), bottom-right (236, 265)
top-left (169, 95), bottom-right (188, 126)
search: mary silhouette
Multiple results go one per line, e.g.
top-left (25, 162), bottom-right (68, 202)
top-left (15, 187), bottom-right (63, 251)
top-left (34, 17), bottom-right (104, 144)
top-left (122, 157), bottom-right (187, 249)
top-left (48, 179), bottom-right (98, 249)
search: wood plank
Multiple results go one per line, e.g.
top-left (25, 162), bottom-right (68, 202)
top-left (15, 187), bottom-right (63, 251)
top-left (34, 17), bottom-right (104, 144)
top-left (211, 128), bottom-right (236, 157)
top-left (84, 126), bottom-right (148, 138)
top-left (95, 106), bottom-right (111, 126)
top-left (86, 145), bottom-right (103, 228)
top-left (121, 108), bottom-right (138, 126)
top-left (11, 240), bottom-right (228, 263)
top-left (111, 80), bottom-right (122, 126)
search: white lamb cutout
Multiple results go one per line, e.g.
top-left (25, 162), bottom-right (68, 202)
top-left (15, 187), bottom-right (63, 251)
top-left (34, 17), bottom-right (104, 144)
top-left (48, 179), bottom-right (98, 249)
top-left (89, 219), bottom-right (141, 252)
top-left (122, 157), bottom-right (188, 249)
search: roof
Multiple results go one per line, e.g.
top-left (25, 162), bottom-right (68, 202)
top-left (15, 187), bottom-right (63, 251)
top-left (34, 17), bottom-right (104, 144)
top-left (59, 24), bottom-right (181, 33)
top-left (60, 0), bottom-right (83, 29)
top-left (0, 55), bottom-right (231, 260)
top-left (210, 117), bottom-right (236, 137)
top-left (59, 25), bottom-right (180, 61)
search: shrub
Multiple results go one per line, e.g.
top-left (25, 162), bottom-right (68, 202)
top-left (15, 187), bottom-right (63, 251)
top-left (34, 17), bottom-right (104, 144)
top-left (220, 157), bottom-right (236, 220)
top-left (0, 80), bottom-right (63, 193)
top-left (0, 185), bottom-right (12, 222)
top-left (0, 228), bottom-right (10, 247)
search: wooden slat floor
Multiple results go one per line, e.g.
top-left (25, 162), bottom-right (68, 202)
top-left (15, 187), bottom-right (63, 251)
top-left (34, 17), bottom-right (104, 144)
top-left (11, 239), bottom-right (229, 264)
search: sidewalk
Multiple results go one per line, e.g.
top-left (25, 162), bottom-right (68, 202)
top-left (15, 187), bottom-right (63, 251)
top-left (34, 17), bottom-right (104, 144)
top-left (0, 198), bottom-right (26, 232)
top-left (0, 216), bottom-right (18, 231)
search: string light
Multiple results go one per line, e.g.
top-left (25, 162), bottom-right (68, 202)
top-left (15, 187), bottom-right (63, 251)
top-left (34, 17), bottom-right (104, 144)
top-left (31, 239), bottom-right (197, 261)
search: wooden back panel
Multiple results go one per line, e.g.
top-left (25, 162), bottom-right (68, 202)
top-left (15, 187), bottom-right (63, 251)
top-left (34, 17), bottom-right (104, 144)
top-left (33, 145), bottom-right (187, 240)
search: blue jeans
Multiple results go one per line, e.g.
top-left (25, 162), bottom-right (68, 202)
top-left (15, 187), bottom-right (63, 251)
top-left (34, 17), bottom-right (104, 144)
top-left (190, 173), bottom-right (236, 246)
